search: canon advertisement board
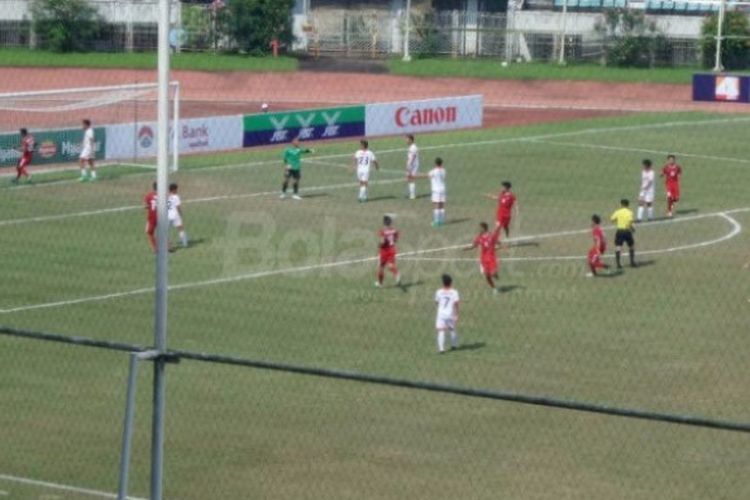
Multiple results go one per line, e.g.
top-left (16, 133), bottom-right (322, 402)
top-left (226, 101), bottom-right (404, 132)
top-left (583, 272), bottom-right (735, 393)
top-left (365, 95), bottom-right (483, 137)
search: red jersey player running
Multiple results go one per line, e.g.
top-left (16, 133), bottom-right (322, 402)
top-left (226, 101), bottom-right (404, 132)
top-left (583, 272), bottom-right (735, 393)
top-left (375, 215), bottom-right (401, 288)
top-left (586, 214), bottom-right (610, 277)
top-left (144, 182), bottom-right (158, 253)
top-left (661, 154), bottom-right (682, 218)
top-left (464, 222), bottom-right (502, 292)
top-left (485, 181), bottom-right (517, 238)
top-left (13, 128), bottom-right (35, 185)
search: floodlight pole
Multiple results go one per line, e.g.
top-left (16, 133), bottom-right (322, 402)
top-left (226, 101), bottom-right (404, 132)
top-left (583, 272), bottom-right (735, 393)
top-left (403, 0), bottom-right (412, 62)
top-left (151, 0), bottom-right (171, 499)
top-left (714, 0), bottom-right (726, 72)
top-left (558, 0), bottom-right (568, 65)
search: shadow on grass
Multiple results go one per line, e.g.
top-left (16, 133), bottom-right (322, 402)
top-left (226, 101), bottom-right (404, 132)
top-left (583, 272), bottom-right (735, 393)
top-left (444, 217), bottom-right (471, 226)
top-left (496, 284), bottom-right (525, 294)
top-left (366, 195), bottom-right (398, 203)
top-left (453, 342), bottom-right (486, 352)
top-left (397, 280), bottom-right (425, 292)
top-left (301, 193), bottom-right (329, 199)
top-left (504, 240), bottom-right (540, 249)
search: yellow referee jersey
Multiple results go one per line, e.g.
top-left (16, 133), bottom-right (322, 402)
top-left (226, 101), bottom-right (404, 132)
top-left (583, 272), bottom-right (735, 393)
top-left (611, 208), bottom-right (634, 230)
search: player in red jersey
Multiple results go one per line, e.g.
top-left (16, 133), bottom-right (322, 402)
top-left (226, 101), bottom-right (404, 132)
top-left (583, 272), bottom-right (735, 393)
top-left (144, 182), bottom-right (158, 252)
top-left (375, 215), bottom-right (401, 287)
top-left (586, 214), bottom-right (610, 277)
top-left (13, 128), bottom-right (35, 185)
top-left (661, 154), bottom-right (682, 218)
top-left (485, 181), bottom-right (517, 237)
top-left (464, 222), bottom-right (502, 291)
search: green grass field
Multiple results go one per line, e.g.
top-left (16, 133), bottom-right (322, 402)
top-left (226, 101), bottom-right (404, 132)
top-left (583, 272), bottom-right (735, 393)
top-left (2, 111), bottom-right (750, 499)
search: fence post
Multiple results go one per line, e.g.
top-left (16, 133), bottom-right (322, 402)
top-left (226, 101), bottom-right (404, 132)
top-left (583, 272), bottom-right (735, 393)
top-left (403, 0), bottom-right (412, 61)
top-left (713, 0), bottom-right (726, 72)
top-left (559, 0), bottom-right (568, 65)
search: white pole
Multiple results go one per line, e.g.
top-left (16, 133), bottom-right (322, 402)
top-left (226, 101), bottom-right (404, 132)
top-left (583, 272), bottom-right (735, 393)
top-left (403, 0), bottom-right (412, 62)
top-left (558, 0), bottom-right (568, 65)
top-left (714, 0), bottom-right (726, 72)
top-left (151, 0), bottom-right (171, 499)
top-left (172, 82), bottom-right (180, 172)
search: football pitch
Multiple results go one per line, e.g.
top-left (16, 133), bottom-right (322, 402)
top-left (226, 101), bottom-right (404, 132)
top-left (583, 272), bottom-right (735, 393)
top-left (2, 111), bottom-right (750, 499)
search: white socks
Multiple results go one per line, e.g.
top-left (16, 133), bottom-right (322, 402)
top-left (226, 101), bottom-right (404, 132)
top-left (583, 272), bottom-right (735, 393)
top-left (637, 206), bottom-right (653, 221)
top-left (358, 186), bottom-right (367, 201)
top-left (408, 183), bottom-right (416, 198)
top-left (179, 230), bottom-right (188, 247)
top-left (437, 330), bottom-right (458, 352)
top-left (90, 170), bottom-right (97, 180)
top-left (80, 168), bottom-right (87, 178)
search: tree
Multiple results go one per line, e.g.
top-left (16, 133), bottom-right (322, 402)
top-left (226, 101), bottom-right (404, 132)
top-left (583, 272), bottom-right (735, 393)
top-left (595, 8), bottom-right (672, 68)
top-left (702, 12), bottom-right (750, 70)
top-left (31, 0), bottom-right (102, 52)
top-left (222, 0), bottom-right (295, 55)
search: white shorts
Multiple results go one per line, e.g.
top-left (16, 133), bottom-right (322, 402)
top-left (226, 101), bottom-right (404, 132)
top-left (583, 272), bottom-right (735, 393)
top-left (80, 148), bottom-right (94, 161)
top-left (639, 189), bottom-right (655, 203)
top-left (357, 167), bottom-right (370, 182)
top-left (169, 216), bottom-right (183, 227)
top-left (407, 165), bottom-right (419, 176)
top-left (431, 191), bottom-right (446, 203)
top-left (436, 317), bottom-right (456, 331)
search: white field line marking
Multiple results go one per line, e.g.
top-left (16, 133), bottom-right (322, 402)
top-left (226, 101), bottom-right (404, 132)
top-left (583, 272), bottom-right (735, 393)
top-left (7, 115), bottom-right (750, 192)
top-left (0, 474), bottom-right (146, 500)
top-left (531, 139), bottom-right (750, 165)
top-left (306, 158), bottom-right (404, 175)
top-left (402, 213), bottom-right (742, 263)
top-left (0, 490), bottom-right (7, 496)
top-left (1, 209), bottom-right (746, 315)
top-left (0, 177), bottom-right (405, 227)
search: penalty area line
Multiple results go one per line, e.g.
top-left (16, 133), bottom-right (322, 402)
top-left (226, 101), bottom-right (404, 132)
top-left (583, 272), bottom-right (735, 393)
top-left (0, 474), bottom-right (146, 500)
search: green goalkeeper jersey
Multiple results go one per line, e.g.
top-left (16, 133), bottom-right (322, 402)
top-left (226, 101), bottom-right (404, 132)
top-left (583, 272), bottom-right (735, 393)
top-left (283, 146), bottom-right (311, 171)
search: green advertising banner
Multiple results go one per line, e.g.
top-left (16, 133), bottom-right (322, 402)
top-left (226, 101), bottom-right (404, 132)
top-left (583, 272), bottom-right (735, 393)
top-left (243, 105), bottom-right (365, 147)
top-left (0, 127), bottom-right (106, 168)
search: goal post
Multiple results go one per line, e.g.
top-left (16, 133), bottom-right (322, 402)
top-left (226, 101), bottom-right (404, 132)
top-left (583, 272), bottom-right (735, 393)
top-left (0, 81), bottom-right (181, 173)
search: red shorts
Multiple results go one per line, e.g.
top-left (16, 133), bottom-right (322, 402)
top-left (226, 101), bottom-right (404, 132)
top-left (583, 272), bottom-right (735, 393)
top-left (496, 213), bottom-right (511, 229)
top-left (18, 155), bottom-right (31, 169)
top-left (666, 183), bottom-right (680, 202)
top-left (146, 219), bottom-right (157, 235)
top-left (379, 248), bottom-right (396, 266)
top-left (480, 255), bottom-right (498, 275)
top-left (588, 247), bottom-right (605, 269)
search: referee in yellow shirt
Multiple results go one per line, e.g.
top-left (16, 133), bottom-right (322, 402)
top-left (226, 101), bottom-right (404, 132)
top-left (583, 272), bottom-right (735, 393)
top-left (611, 199), bottom-right (637, 269)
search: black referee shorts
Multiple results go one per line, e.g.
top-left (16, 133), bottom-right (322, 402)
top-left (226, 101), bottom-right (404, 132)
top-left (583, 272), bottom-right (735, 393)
top-left (284, 168), bottom-right (301, 180)
top-left (615, 229), bottom-right (634, 247)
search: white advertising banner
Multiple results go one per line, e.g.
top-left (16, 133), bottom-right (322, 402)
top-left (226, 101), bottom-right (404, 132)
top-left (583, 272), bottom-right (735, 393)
top-left (106, 114), bottom-right (243, 160)
top-left (365, 95), bottom-right (483, 137)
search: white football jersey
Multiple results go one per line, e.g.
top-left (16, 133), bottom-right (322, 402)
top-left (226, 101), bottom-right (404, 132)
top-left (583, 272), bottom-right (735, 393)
top-left (355, 149), bottom-right (377, 170)
top-left (407, 143), bottom-right (419, 170)
top-left (641, 169), bottom-right (655, 191)
top-left (435, 288), bottom-right (459, 320)
top-left (167, 193), bottom-right (181, 220)
top-left (429, 167), bottom-right (446, 193)
top-left (83, 127), bottom-right (95, 151)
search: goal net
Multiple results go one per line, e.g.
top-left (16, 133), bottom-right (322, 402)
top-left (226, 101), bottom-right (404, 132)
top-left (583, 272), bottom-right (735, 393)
top-left (0, 82), bottom-right (180, 172)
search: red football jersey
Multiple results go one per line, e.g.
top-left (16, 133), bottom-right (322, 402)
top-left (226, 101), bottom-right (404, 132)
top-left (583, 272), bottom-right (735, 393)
top-left (474, 231), bottom-right (500, 258)
top-left (144, 191), bottom-right (157, 221)
top-left (592, 225), bottom-right (606, 253)
top-left (379, 228), bottom-right (399, 250)
top-left (497, 191), bottom-right (517, 216)
top-left (662, 164), bottom-right (682, 184)
top-left (21, 135), bottom-right (34, 157)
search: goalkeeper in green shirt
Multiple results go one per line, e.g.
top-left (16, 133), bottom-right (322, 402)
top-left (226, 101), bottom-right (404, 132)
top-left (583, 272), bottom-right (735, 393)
top-left (280, 137), bottom-right (314, 200)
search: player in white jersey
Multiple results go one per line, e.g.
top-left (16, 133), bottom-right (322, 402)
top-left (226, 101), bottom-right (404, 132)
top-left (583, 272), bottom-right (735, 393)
top-left (167, 183), bottom-right (189, 248)
top-left (637, 159), bottom-right (655, 222)
top-left (416, 157), bottom-right (447, 227)
top-left (405, 134), bottom-right (420, 200)
top-left (434, 274), bottom-right (460, 353)
top-left (352, 139), bottom-right (379, 202)
top-left (79, 119), bottom-right (97, 182)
